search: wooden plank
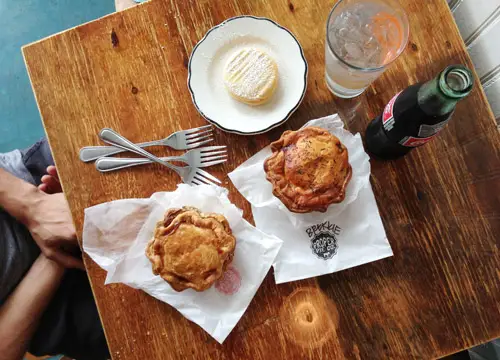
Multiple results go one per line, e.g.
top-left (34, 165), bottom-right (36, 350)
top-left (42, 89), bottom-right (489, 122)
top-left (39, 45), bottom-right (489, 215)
top-left (23, 0), bottom-right (500, 358)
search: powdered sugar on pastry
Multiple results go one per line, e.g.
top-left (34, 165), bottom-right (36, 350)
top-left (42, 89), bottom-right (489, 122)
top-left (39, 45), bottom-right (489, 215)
top-left (223, 48), bottom-right (278, 106)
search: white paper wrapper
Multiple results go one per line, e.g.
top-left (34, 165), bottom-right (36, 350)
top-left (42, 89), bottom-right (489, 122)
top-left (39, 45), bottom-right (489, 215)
top-left (229, 114), bottom-right (392, 283)
top-left (82, 184), bottom-right (283, 343)
top-left (229, 114), bottom-right (371, 226)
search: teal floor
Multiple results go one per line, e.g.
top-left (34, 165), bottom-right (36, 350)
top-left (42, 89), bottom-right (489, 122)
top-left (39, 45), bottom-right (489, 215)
top-left (0, 0), bottom-right (115, 152)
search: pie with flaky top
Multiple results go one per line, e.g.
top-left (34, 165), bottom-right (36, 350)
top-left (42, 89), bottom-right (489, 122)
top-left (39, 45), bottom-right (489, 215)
top-left (264, 126), bottom-right (352, 213)
top-left (145, 206), bottom-right (236, 292)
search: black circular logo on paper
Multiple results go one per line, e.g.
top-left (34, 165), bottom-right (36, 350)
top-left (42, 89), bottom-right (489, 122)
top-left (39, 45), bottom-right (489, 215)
top-left (310, 232), bottom-right (338, 260)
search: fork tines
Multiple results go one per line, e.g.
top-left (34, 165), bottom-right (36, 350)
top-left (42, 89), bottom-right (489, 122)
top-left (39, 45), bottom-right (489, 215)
top-left (199, 146), bottom-right (228, 167)
top-left (191, 168), bottom-right (222, 186)
top-left (185, 125), bottom-right (214, 149)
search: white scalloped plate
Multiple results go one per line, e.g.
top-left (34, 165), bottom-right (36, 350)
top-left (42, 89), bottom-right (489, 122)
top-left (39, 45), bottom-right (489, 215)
top-left (188, 16), bottom-right (308, 135)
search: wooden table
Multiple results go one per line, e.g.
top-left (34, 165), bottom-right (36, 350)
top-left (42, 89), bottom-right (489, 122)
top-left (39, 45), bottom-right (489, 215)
top-left (23, 0), bottom-right (500, 358)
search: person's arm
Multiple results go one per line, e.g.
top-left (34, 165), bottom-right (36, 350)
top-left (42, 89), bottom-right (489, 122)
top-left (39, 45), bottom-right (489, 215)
top-left (0, 168), bottom-right (83, 269)
top-left (0, 168), bottom-right (40, 222)
top-left (0, 255), bottom-right (65, 360)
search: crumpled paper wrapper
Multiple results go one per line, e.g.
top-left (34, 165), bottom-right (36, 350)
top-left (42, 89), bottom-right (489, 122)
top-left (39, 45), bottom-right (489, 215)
top-left (229, 114), bottom-right (371, 226)
top-left (82, 184), bottom-right (283, 343)
top-left (229, 114), bottom-right (392, 283)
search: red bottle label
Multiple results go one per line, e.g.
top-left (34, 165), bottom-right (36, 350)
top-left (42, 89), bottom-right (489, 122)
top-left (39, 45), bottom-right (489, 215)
top-left (399, 136), bottom-right (435, 147)
top-left (382, 91), bottom-right (401, 132)
top-left (382, 91), bottom-right (450, 148)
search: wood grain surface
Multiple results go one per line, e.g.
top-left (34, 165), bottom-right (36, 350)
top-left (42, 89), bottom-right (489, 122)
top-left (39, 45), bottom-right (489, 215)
top-left (23, 0), bottom-right (500, 359)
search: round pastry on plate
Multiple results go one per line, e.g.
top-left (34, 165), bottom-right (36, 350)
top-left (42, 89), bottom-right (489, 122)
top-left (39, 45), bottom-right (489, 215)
top-left (264, 127), bottom-right (352, 213)
top-left (146, 206), bottom-right (236, 292)
top-left (188, 15), bottom-right (308, 135)
top-left (223, 47), bottom-right (278, 106)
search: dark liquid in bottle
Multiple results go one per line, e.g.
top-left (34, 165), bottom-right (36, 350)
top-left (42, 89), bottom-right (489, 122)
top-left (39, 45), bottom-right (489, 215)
top-left (365, 84), bottom-right (453, 160)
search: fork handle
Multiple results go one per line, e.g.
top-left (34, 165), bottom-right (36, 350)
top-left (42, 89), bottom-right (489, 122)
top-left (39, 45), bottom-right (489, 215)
top-left (99, 128), bottom-right (176, 170)
top-left (95, 157), bottom-right (155, 172)
top-left (96, 155), bottom-right (190, 172)
top-left (79, 139), bottom-right (162, 162)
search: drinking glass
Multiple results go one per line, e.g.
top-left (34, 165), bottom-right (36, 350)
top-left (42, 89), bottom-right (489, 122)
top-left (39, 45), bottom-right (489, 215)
top-left (325, 0), bottom-right (409, 98)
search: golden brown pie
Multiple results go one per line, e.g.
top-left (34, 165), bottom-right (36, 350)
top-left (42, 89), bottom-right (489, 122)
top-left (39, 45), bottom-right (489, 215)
top-left (145, 206), bottom-right (236, 292)
top-left (264, 126), bottom-right (352, 213)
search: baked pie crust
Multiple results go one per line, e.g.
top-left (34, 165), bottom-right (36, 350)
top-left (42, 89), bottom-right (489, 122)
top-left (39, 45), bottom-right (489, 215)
top-left (264, 127), bottom-right (352, 213)
top-left (146, 206), bottom-right (236, 292)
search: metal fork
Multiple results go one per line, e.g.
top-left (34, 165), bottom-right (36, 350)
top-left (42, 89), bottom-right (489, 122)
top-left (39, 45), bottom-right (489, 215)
top-left (98, 128), bottom-right (221, 186)
top-left (79, 124), bottom-right (213, 162)
top-left (95, 146), bottom-right (227, 172)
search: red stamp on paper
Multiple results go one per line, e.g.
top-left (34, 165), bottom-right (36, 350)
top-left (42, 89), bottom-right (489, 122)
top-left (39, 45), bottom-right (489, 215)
top-left (215, 265), bottom-right (241, 295)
